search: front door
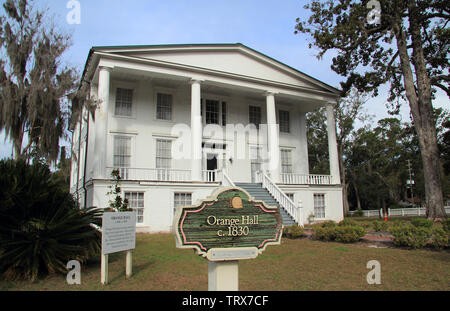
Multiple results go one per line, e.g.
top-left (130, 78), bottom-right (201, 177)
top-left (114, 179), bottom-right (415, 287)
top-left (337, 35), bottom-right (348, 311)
top-left (206, 153), bottom-right (217, 181)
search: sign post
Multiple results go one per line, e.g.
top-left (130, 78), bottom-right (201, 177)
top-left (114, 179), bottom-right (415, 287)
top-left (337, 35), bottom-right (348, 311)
top-left (174, 187), bottom-right (283, 291)
top-left (101, 211), bottom-right (136, 285)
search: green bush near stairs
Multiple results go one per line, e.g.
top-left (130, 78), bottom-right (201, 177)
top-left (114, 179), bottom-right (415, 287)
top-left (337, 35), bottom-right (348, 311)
top-left (283, 225), bottom-right (304, 239)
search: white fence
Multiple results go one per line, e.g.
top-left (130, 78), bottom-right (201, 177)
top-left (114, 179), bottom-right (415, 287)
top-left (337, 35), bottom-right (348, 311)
top-left (348, 206), bottom-right (450, 217)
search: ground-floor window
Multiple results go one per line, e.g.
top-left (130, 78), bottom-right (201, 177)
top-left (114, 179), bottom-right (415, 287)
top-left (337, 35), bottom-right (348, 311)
top-left (286, 193), bottom-right (294, 202)
top-left (314, 193), bottom-right (325, 218)
top-left (174, 192), bottom-right (192, 215)
top-left (125, 192), bottom-right (145, 223)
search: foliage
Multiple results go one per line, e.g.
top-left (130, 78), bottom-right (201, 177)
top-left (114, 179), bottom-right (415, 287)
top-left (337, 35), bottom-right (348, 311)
top-left (0, 0), bottom-right (79, 163)
top-left (338, 219), bottom-right (358, 227)
top-left (106, 169), bottom-right (131, 212)
top-left (0, 159), bottom-right (102, 281)
top-left (282, 225), bottom-right (304, 239)
top-left (334, 226), bottom-right (367, 243)
top-left (372, 220), bottom-right (389, 232)
top-left (430, 227), bottom-right (449, 249)
top-left (390, 224), bottom-right (432, 249)
top-left (296, 0), bottom-right (449, 219)
top-left (411, 218), bottom-right (434, 228)
top-left (441, 219), bottom-right (450, 233)
top-left (312, 221), bottom-right (366, 243)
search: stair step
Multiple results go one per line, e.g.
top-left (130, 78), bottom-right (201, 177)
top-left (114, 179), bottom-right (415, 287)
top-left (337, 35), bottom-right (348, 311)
top-left (235, 183), bottom-right (297, 226)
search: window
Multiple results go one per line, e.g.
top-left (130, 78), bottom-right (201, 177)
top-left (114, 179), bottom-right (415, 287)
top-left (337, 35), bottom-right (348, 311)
top-left (205, 99), bottom-right (219, 124)
top-left (174, 192), bottom-right (192, 217)
top-left (115, 88), bottom-right (133, 117)
top-left (222, 102), bottom-right (227, 126)
top-left (156, 93), bottom-right (172, 120)
top-left (113, 136), bottom-right (131, 179)
top-left (314, 194), bottom-right (325, 218)
top-left (249, 106), bottom-right (261, 128)
top-left (156, 139), bottom-right (172, 180)
top-left (279, 110), bottom-right (290, 133)
top-left (280, 149), bottom-right (293, 174)
top-left (125, 192), bottom-right (144, 223)
top-left (286, 193), bottom-right (294, 202)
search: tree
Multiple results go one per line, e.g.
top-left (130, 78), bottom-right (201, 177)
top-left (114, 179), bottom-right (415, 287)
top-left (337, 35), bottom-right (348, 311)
top-left (295, 0), bottom-right (449, 219)
top-left (307, 89), bottom-right (371, 215)
top-left (0, 0), bottom-right (78, 163)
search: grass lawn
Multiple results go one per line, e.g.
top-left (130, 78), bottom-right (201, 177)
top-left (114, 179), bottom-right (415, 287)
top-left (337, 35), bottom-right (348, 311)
top-left (1, 233), bottom-right (449, 291)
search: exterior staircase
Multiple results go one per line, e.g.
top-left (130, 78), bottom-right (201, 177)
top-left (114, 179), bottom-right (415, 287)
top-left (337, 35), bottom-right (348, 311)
top-left (235, 183), bottom-right (296, 226)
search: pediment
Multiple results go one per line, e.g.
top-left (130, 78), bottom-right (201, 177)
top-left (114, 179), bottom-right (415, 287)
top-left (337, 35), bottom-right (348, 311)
top-left (94, 44), bottom-right (339, 95)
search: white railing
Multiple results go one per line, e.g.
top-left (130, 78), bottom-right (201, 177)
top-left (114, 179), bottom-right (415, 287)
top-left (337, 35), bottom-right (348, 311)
top-left (280, 173), bottom-right (332, 185)
top-left (202, 170), bottom-right (219, 182)
top-left (221, 169), bottom-right (236, 187)
top-left (106, 167), bottom-right (191, 182)
top-left (259, 171), bottom-right (302, 226)
top-left (348, 206), bottom-right (450, 217)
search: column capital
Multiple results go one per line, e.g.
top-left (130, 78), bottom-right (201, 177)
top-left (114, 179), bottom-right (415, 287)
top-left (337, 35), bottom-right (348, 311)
top-left (98, 65), bottom-right (114, 73)
top-left (190, 78), bottom-right (204, 85)
top-left (264, 91), bottom-right (279, 97)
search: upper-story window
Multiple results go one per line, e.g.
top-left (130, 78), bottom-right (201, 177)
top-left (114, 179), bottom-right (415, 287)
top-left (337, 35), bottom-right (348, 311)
top-left (156, 93), bottom-right (172, 120)
top-left (115, 88), bottom-right (133, 117)
top-left (205, 99), bottom-right (219, 124)
top-left (280, 149), bottom-right (293, 174)
top-left (113, 135), bottom-right (132, 179)
top-left (279, 110), bottom-right (290, 133)
top-left (249, 106), bottom-right (262, 128)
top-left (201, 98), bottom-right (227, 126)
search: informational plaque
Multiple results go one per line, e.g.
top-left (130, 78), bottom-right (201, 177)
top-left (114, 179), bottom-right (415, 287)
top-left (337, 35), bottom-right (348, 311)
top-left (102, 212), bottom-right (136, 255)
top-left (174, 187), bottom-right (283, 261)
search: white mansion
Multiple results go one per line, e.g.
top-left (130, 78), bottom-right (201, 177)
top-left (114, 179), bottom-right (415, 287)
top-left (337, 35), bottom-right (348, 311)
top-left (70, 43), bottom-right (344, 232)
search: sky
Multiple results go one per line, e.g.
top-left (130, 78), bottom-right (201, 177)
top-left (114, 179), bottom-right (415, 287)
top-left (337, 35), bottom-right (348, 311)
top-left (0, 0), bottom-right (448, 159)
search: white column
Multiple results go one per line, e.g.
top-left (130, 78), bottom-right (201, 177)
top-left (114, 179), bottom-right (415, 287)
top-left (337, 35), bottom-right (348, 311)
top-left (326, 103), bottom-right (341, 184)
top-left (266, 92), bottom-right (280, 182)
top-left (191, 79), bottom-right (203, 181)
top-left (94, 66), bottom-right (112, 178)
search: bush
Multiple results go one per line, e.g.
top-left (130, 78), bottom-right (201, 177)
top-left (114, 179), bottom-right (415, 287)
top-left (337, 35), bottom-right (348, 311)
top-left (411, 218), bottom-right (433, 228)
top-left (372, 220), bottom-right (389, 232)
top-left (312, 221), bottom-right (366, 243)
top-left (430, 227), bottom-right (449, 249)
top-left (390, 224), bottom-right (432, 249)
top-left (441, 219), bottom-right (450, 233)
top-left (283, 225), bottom-right (304, 239)
top-left (320, 221), bottom-right (337, 228)
top-left (334, 226), bottom-right (366, 243)
top-left (338, 219), bottom-right (358, 227)
top-left (0, 160), bottom-right (102, 281)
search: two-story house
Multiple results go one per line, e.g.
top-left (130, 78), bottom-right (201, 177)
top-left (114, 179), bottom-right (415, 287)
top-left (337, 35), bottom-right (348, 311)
top-left (70, 43), bottom-right (344, 232)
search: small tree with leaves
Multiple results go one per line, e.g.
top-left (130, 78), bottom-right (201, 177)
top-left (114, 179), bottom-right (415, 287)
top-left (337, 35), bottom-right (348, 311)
top-left (106, 169), bottom-right (131, 212)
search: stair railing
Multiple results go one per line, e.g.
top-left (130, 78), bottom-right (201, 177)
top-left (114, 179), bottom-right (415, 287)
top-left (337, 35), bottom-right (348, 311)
top-left (258, 171), bottom-right (303, 226)
top-left (221, 169), bottom-right (236, 187)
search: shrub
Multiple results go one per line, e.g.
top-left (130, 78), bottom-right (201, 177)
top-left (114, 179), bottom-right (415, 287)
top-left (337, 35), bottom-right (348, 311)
top-left (338, 219), bottom-right (357, 227)
top-left (390, 224), bottom-right (432, 249)
top-left (372, 220), bottom-right (389, 232)
top-left (441, 219), bottom-right (450, 233)
top-left (320, 221), bottom-right (337, 228)
top-left (283, 225), bottom-right (304, 239)
top-left (0, 160), bottom-right (102, 281)
top-left (312, 226), bottom-right (336, 241)
top-left (430, 227), bottom-right (449, 249)
top-left (411, 218), bottom-right (433, 228)
top-left (334, 226), bottom-right (366, 243)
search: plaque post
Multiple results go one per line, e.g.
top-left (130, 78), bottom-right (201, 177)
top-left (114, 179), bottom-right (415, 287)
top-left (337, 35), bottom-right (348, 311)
top-left (208, 260), bottom-right (239, 291)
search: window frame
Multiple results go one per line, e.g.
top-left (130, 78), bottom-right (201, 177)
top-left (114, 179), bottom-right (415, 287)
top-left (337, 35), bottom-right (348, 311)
top-left (114, 87), bottom-right (134, 118)
top-left (124, 191), bottom-right (145, 224)
top-left (278, 109), bottom-right (290, 133)
top-left (280, 148), bottom-right (293, 174)
top-left (313, 193), bottom-right (326, 219)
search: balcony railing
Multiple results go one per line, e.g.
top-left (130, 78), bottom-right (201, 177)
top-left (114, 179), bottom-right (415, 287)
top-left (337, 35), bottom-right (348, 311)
top-left (106, 167), bottom-right (220, 183)
top-left (280, 173), bottom-right (332, 185)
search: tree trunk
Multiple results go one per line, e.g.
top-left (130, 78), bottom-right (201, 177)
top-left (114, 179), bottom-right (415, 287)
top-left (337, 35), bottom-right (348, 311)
top-left (393, 10), bottom-right (446, 219)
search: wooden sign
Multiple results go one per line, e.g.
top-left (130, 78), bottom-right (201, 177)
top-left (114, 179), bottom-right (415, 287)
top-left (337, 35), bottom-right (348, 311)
top-left (174, 187), bottom-right (282, 261)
